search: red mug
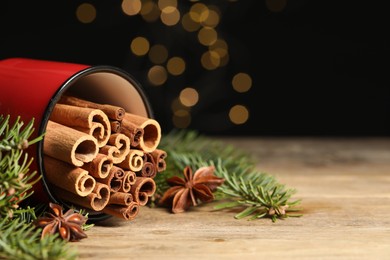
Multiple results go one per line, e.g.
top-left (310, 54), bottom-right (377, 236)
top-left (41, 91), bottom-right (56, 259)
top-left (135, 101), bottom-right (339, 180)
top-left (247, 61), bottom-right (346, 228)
top-left (0, 57), bottom-right (153, 220)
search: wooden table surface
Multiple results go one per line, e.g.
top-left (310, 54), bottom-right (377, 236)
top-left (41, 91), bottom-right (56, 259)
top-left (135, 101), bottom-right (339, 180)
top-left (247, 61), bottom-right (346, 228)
top-left (73, 137), bottom-right (390, 259)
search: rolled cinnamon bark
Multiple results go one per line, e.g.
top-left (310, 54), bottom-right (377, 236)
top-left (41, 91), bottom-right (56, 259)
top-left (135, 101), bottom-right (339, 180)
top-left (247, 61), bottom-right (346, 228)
top-left (49, 103), bottom-right (111, 148)
top-left (59, 94), bottom-right (126, 121)
top-left (117, 149), bottom-right (144, 172)
top-left (44, 120), bottom-right (99, 167)
top-left (130, 177), bottom-right (156, 206)
top-left (151, 149), bottom-right (167, 172)
top-left (109, 192), bottom-right (133, 206)
top-left (119, 170), bottom-right (136, 193)
top-left (140, 153), bottom-right (157, 179)
top-left (44, 156), bottom-right (96, 197)
top-left (123, 113), bottom-right (161, 153)
top-left (110, 120), bottom-right (122, 133)
top-left (52, 182), bottom-right (110, 211)
top-left (96, 165), bottom-right (125, 193)
top-left (103, 202), bottom-right (139, 221)
top-left (99, 133), bottom-right (131, 164)
top-left (120, 119), bottom-right (144, 147)
top-left (81, 153), bottom-right (113, 179)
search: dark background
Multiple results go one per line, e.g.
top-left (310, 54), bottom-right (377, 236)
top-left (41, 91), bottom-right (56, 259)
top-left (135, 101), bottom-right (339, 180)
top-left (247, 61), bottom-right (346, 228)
top-left (1, 0), bottom-right (389, 136)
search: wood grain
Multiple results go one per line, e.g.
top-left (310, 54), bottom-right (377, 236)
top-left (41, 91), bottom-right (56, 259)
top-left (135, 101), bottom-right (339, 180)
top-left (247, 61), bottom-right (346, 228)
top-left (73, 137), bottom-right (390, 259)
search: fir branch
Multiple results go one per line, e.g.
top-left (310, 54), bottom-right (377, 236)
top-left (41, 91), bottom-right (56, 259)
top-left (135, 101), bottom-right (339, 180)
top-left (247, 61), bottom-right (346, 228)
top-left (1, 115), bottom-right (78, 259)
top-left (156, 129), bottom-right (302, 221)
top-left (0, 115), bottom-right (42, 218)
top-left (213, 162), bottom-right (302, 222)
top-left (0, 217), bottom-right (77, 260)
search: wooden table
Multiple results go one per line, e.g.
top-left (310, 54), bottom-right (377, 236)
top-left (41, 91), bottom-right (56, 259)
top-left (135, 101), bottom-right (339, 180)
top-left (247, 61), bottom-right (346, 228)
top-left (74, 137), bottom-right (390, 259)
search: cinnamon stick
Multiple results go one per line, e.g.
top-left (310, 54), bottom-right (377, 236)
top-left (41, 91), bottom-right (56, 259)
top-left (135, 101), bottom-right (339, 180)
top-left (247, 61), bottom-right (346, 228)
top-left (151, 149), bottom-right (167, 172)
top-left (139, 153), bottom-right (157, 179)
top-left (103, 202), bottom-right (140, 221)
top-left (81, 153), bottom-right (113, 179)
top-left (49, 103), bottom-right (111, 147)
top-left (130, 177), bottom-right (156, 206)
top-left (44, 120), bottom-right (99, 167)
top-left (119, 170), bottom-right (136, 193)
top-left (120, 119), bottom-right (144, 147)
top-left (123, 113), bottom-right (161, 153)
top-left (109, 192), bottom-right (133, 206)
top-left (59, 94), bottom-right (126, 121)
top-left (99, 133), bottom-right (131, 164)
top-left (52, 182), bottom-right (110, 211)
top-left (96, 165), bottom-right (125, 193)
top-left (44, 156), bottom-right (96, 197)
top-left (110, 120), bottom-right (122, 133)
top-left (117, 149), bottom-right (144, 172)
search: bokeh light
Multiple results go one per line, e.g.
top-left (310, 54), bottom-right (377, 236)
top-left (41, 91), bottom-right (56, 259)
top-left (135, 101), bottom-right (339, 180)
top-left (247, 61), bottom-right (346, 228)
top-left (172, 109), bottom-right (191, 128)
top-left (201, 8), bottom-right (220, 28)
top-left (148, 44), bottom-right (169, 64)
top-left (189, 3), bottom-right (209, 23)
top-left (76, 3), bottom-right (96, 23)
top-left (198, 27), bottom-right (218, 46)
top-left (130, 37), bottom-right (150, 56)
top-left (140, 0), bottom-right (160, 22)
top-left (160, 6), bottom-right (180, 26)
top-left (201, 51), bottom-right (220, 70)
top-left (229, 105), bottom-right (249, 125)
top-left (167, 57), bottom-right (186, 76)
top-left (158, 0), bottom-right (177, 10)
top-left (232, 73), bottom-right (252, 93)
top-left (181, 13), bottom-right (201, 32)
top-left (121, 0), bottom-right (142, 16)
top-left (179, 87), bottom-right (199, 107)
top-left (147, 65), bottom-right (168, 85)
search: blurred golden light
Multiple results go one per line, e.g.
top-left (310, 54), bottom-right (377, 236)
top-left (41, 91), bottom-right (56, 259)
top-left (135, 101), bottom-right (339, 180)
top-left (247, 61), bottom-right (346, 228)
top-left (232, 73), bottom-right (252, 93)
top-left (148, 44), bottom-right (169, 64)
top-left (181, 13), bottom-right (201, 32)
top-left (265, 0), bottom-right (287, 12)
top-left (179, 88), bottom-right (199, 107)
top-left (171, 97), bottom-right (186, 112)
top-left (172, 109), bottom-right (191, 128)
top-left (158, 0), bottom-right (177, 9)
top-left (121, 0), bottom-right (142, 16)
top-left (189, 3), bottom-right (209, 23)
top-left (209, 39), bottom-right (228, 57)
top-left (167, 57), bottom-right (186, 75)
top-left (160, 6), bottom-right (180, 26)
top-left (76, 3), bottom-right (96, 24)
top-left (229, 105), bottom-right (249, 125)
top-left (201, 51), bottom-right (220, 70)
top-left (219, 53), bottom-right (230, 67)
top-left (147, 65), bottom-right (168, 86)
top-left (140, 0), bottom-right (160, 22)
top-left (130, 37), bottom-right (150, 56)
top-left (198, 27), bottom-right (218, 46)
top-left (201, 9), bottom-right (220, 28)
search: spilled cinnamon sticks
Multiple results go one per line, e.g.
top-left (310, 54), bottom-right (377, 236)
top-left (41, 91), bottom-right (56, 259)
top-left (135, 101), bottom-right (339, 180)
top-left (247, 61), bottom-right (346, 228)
top-left (42, 94), bottom-right (167, 220)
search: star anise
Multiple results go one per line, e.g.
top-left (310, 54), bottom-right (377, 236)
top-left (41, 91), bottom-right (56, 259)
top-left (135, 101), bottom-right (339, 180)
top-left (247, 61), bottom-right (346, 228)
top-left (33, 202), bottom-right (88, 242)
top-left (159, 165), bottom-right (225, 213)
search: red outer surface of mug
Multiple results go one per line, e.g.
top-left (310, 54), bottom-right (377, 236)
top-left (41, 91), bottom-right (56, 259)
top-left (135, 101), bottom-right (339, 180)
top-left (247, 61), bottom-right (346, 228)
top-left (0, 57), bottom-right (153, 221)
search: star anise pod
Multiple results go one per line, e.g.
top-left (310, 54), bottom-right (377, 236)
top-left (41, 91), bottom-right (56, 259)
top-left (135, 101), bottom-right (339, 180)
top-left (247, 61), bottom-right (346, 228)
top-left (33, 202), bottom-right (88, 242)
top-left (159, 165), bottom-right (224, 213)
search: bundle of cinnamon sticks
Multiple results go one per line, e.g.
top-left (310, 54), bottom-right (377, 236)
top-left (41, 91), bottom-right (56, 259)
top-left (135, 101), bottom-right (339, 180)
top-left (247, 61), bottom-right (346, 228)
top-left (43, 95), bottom-right (167, 220)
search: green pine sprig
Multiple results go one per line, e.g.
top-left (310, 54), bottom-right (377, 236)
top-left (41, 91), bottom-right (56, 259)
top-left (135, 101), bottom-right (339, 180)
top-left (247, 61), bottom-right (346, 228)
top-left (0, 114), bottom-right (78, 259)
top-left (213, 162), bottom-right (302, 222)
top-left (0, 115), bottom-right (42, 218)
top-left (156, 129), bottom-right (303, 222)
